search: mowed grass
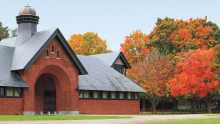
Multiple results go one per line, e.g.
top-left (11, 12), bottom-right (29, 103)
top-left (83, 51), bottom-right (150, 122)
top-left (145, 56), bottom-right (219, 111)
top-left (149, 115), bottom-right (220, 124)
top-left (0, 115), bottom-right (129, 121)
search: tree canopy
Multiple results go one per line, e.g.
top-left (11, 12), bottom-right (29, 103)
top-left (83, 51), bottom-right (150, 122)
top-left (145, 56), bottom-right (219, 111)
top-left (120, 31), bottom-right (150, 64)
top-left (169, 49), bottom-right (219, 97)
top-left (0, 21), bottom-right (9, 41)
top-left (149, 17), bottom-right (220, 54)
top-left (120, 17), bottom-right (220, 113)
top-left (129, 49), bottom-right (175, 112)
top-left (68, 32), bottom-right (109, 55)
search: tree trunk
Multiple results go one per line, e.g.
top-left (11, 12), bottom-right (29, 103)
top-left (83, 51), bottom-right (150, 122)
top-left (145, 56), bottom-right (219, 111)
top-left (152, 102), bottom-right (157, 113)
top-left (151, 97), bottom-right (159, 113)
top-left (190, 98), bottom-right (197, 114)
top-left (207, 103), bottom-right (212, 113)
top-left (205, 96), bottom-right (213, 113)
top-left (141, 98), bottom-right (146, 112)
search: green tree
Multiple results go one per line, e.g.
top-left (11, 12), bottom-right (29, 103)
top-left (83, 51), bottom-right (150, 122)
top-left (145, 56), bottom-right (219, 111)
top-left (0, 21), bottom-right (9, 41)
top-left (149, 17), bottom-right (220, 54)
top-left (11, 28), bottom-right (17, 37)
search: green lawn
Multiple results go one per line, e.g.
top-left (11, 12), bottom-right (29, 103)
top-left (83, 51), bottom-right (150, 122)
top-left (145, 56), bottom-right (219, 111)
top-left (149, 116), bottom-right (220, 124)
top-left (0, 115), bottom-right (128, 121)
top-left (141, 112), bottom-right (192, 115)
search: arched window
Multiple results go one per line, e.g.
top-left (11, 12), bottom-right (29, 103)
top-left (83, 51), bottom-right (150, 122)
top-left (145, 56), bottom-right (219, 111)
top-left (51, 45), bottom-right (55, 52)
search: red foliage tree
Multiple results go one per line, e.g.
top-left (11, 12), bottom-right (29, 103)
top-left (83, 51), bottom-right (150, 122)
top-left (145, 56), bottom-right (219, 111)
top-left (169, 49), bottom-right (219, 112)
top-left (129, 49), bottom-right (175, 112)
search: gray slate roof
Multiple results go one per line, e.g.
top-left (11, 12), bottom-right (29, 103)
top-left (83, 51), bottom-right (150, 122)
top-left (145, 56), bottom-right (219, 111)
top-left (78, 55), bottom-right (144, 92)
top-left (0, 28), bottom-right (143, 92)
top-left (0, 28), bottom-right (87, 87)
top-left (0, 45), bottom-right (26, 87)
top-left (91, 52), bottom-right (120, 66)
top-left (11, 29), bottom-right (55, 70)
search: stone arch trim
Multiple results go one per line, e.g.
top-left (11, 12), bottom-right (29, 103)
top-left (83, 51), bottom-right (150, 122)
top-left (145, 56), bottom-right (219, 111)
top-left (21, 56), bottom-right (80, 114)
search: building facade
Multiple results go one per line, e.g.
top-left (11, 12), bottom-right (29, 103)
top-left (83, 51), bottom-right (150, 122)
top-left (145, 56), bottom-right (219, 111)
top-left (0, 6), bottom-right (144, 115)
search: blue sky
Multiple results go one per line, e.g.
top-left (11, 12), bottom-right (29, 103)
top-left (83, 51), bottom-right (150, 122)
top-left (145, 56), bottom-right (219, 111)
top-left (0, 0), bottom-right (219, 51)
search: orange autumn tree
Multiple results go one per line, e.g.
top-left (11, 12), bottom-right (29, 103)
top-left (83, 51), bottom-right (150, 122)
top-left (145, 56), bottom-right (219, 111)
top-left (150, 17), bottom-right (220, 54)
top-left (68, 32), bottom-right (109, 55)
top-left (120, 31), bottom-right (150, 64)
top-left (169, 49), bottom-right (219, 112)
top-left (129, 49), bottom-right (175, 112)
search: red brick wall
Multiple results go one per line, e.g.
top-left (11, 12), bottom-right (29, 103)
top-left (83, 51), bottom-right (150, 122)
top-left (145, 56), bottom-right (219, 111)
top-left (20, 38), bottom-right (80, 114)
top-left (0, 37), bottom-right (141, 115)
top-left (79, 99), bottom-right (140, 114)
top-left (0, 98), bottom-right (23, 115)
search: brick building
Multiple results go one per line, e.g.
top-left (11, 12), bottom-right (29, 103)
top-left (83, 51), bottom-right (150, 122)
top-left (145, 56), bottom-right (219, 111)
top-left (0, 6), bottom-right (144, 115)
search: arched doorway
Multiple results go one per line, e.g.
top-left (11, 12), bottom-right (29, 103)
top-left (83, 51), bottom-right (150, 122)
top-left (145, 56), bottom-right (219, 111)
top-left (35, 74), bottom-right (57, 114)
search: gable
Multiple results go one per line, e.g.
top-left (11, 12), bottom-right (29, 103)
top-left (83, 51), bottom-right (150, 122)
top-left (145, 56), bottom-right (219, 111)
top-left (11, 28), bottom-right (87, 75)
top-left (43, 38), bottom-right (67, 59)
top-left (42, 38), bottom-right (74, 62)
top-left (112, 52), bottom-right (131, 69)
top-left (91, 52), bottom-right (130, 69)
top-left (114, 57), bottom-right (124, 65)
top-left (30, 37), bottom-right (80, 72)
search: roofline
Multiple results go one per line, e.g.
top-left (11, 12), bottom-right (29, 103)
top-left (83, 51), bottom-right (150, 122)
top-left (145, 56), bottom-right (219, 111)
top-left (77, 89), bottom-right (144, 93)
top-left (24, 28), bottom-right (88, 75)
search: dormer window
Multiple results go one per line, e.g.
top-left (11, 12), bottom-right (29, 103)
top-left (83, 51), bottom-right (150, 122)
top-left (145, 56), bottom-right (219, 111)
top-left (112, 64), bottom-right (125, 75)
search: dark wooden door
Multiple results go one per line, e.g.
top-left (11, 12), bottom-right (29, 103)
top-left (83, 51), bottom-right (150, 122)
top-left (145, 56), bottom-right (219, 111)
top-left (43, 90), bottom-right (56, 113)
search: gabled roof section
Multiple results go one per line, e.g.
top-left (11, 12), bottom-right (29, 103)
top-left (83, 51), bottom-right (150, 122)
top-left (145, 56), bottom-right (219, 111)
top-left (78, 55), bottom-right (144, 92)
top-left (0, 45), bottom-right (27, 87)
top-left (91, 52), bottom-right (131, 68)
top-left (0, 37), bottom-right (17, 47)
top-left (11, 28), bottom-right (87, 75)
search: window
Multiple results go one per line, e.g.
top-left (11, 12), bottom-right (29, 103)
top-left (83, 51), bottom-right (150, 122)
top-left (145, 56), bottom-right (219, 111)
top-left (51, 45), bottom-right (55, 52)
top-left (83, 91), bottom-right (89, 98)
top-left (127, 92), bottom-right (132, 100)
top-left (93, 91), bottom-right (99, 99)
top-left (107, 92), bottom-right (111, 99)
top-left (14, 88), bottom-right (21, 97)
top-left (124, 92), bottom-right (128, 99)
top-left (119, 92), bottom-right (124, 99)
top-left (98, 91), bottom-right (102, 99)
top-left (134, 93), bottom-right (139, 100)
top-left (102, 92), bottom-right (108, 99)
top-left (79, 91), bottom-right (83, 98)
top-left (6, 88), bottom-right (14, 97)
top-left (79, 91), bottom-right (89, 99)
top-left (0, 87), bottom-right (4, 97)
top-left (131, 93), bottom-right (135, 99)
top-left (111, 92), bottom-right (116, 99)
top-left (79, 90), bottom-right (138, 100)
top-left (116, 92), bottom-right (120, 99)
top-left (89, 91), bottom-right (94, 98)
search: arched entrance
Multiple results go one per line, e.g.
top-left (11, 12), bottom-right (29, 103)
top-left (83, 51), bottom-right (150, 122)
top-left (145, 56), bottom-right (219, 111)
top-left (23, 63), bottom-right (79, 115)
top-left (35, 74), bottom-right (57, 114)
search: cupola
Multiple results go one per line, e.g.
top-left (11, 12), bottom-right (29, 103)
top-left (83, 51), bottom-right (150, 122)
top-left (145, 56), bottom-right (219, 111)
top-left (16, 5), bottom-right (39, 45)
